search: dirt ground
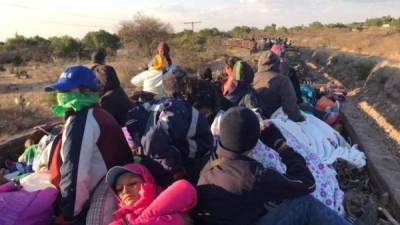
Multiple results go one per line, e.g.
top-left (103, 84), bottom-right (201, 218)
top-left (289, 27), bottom-right (400, 61)
top-left (299, 48), bottom-right (400, 163)
top-left (0, 57), bottom-right (145, 142)
top-left (0, 64), bottom-right (61, 142)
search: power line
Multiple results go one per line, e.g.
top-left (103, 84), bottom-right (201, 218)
top-left (183, 21), bottom-right (201, 32)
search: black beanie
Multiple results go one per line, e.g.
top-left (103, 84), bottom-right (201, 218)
top-left (219, 107), bottom-right (260, 153)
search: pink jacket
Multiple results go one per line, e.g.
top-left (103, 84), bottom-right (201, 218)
top-left (109, 164), bottom-right (197, 225)
top-left (0, 182), bottom-right (58, 225)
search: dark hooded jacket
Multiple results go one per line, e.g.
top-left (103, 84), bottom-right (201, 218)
top-left (253, 51), bottom-right (304, 122)
top-left (92, 65), bottom-right (134, 126)
top-left (125, 97), bottom-right (214, 187)
top-left (223, 61), bottom-right (262, 114)
top-left (193, 144), bottom-right (315, 225)
top-left (280, 63), bottom-right (303, 104)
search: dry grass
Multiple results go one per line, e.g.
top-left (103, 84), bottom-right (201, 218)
top-left (108, 56), bottom-right (147, 94)
top-left (0, 51), bottom-right (158, 141)
top-left (0, 91), bottom-right (55, 142)
top-left (289, 28), bottom-right (400, 61)
top-left (0, 62), bottom-right (67, 141)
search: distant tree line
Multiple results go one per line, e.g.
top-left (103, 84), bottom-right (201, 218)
top-left (0, 30), bottom-right (121, 66)
top-left (230, 16), bottom-right (400, 37)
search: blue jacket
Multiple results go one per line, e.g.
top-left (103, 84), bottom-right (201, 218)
top-left (126, 97), bottom-right (214, 186)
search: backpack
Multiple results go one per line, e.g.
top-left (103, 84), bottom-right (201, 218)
top-left (300, 84), bottom-right (317, 106)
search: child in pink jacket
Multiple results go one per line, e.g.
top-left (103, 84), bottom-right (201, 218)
top-left (106, 163), bottom-right (197, 225)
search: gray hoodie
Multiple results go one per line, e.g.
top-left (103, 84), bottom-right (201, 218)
top-left (253, 51), bottom-right (304, 122)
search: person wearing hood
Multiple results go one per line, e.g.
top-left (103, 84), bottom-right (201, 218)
top-left (181, 77), bottom-right (230, 125)
top-left (271, 44), bottom-right (302, 104)
top-left (222, 59), bottom-right (261, 113)
top-left (197, 67), bottom-right (213, 81)
top-left (90, 49), bottom-right (106, 70)
top-left (193, 107), bottom-right (351, 225)
top-left (92, 65), bottom-right (134, 126)
top-left (44, 65), bottom-right (133, 224)
top-left (106, 163), bottom-right (197, 225)
top-left (157, 42), bottom-right (172, 69)
top-left (253, 50), bottom-right (304, 122)
top-left (125, 95), bottom-right (214, 187)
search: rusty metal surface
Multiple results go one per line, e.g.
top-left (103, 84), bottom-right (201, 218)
top-left (0, 122), bottom-right (61, 167)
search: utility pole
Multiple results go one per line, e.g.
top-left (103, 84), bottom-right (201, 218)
top-left (183, 21), bottom-right (201, 32)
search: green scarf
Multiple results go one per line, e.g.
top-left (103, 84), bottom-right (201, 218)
top-left (51, 92), bottom-right (99, 117)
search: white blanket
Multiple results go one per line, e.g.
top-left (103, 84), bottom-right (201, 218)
top-left (211, 109), bottom-right (367, 214)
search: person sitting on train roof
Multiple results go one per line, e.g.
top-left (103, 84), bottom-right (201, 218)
top-left (253, 50), bottom-right (305, 122)
top-left (92, 65), bottom-right (134, 127)
top-left (44, 65), bottom-right (133, 224)
top-left (106, 163), bottom-right (197, 225)
top-left (221, 57), bottom-right (262, 113)
top-left (193, 106), bottom-right (352, 225)
top-left (125, 68), bottom-right (213, 187)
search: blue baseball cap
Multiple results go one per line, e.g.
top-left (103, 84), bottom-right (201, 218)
top-left (45, 65), bottom-right (98, 92)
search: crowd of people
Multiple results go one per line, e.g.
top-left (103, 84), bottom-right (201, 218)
top-left (250, 37), bottom-right (293, 54)
top-left (0, 41), bottom-right (366, 225)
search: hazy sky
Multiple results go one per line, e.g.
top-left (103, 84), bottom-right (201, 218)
top-left (1, 0), bottom-right (400, 41)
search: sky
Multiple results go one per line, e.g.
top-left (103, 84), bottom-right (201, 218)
top-left (1, 0), bottom-right (400, 41)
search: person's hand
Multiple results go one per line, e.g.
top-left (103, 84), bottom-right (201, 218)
top-left (260, 123), bottom-right (286, 151)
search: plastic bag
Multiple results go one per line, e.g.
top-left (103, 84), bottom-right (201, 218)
top-left (19, 172), bottom-right (55, 192)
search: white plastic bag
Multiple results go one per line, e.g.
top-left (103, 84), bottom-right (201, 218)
top-left (20, 172), bottom-right (55, 192)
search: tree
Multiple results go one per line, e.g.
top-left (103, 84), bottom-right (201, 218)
top-left (199, 28), bottom-right (224, 38)
top-left (364, 16), bottom-right (394, 27)
top-left (277, 26), bottom-right (288, 34)
top-left (1, 35), bottom-right (51, 63)
top-left (264, 24), bottom-right (277, 35)
top-left (231, 26), bottom-right (252, 37)
top-left (82, 30), bottom-right (120, 54)
top-left (309, 21), bottom-right (324, 30)
top-left (271, 24), bottom-right (277, 31)
top-left (289, 26), bottom-right (303, 33)
top-left (49, 36), bottom-right (81, 58)
top-left (390, 18), bottom-right (400, 30)
top-left (326, 23), bottom-right (347, 29)
top-left (365, 18), bottom-right (383, 27)
top-left (118, 14), bottom-right (173, 57)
